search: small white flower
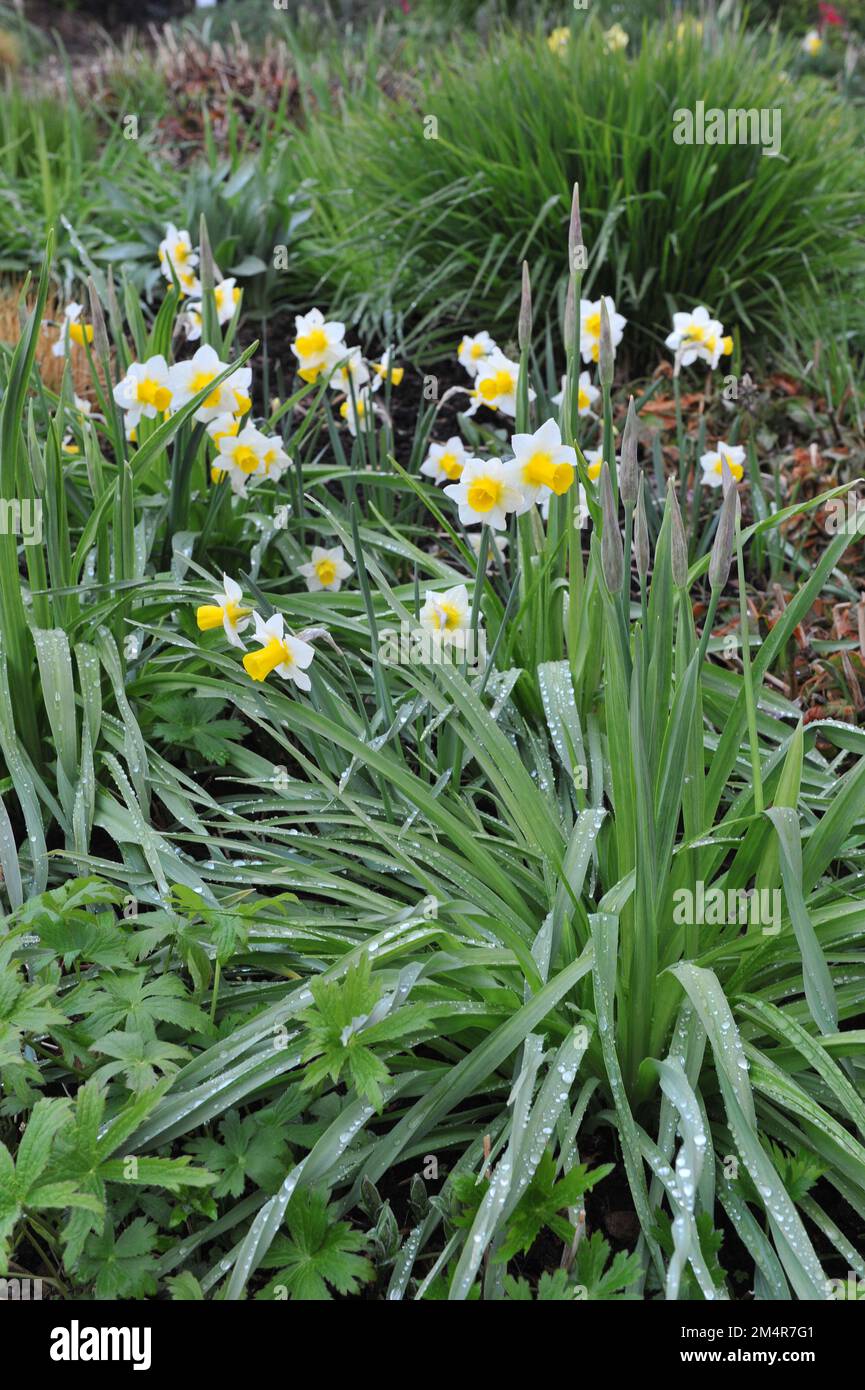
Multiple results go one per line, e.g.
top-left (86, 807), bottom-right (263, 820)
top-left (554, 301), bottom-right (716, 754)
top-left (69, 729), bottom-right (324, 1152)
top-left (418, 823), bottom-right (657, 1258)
top-left (339, 387), bottom-right (375, 437)
top-left (419, 583), bottom-right (472, 639)
top-left (457, 331), bottom-right (497, 378)
top-left (214, 424), bottom-right (269, 496)
top-left (700, 442), bottom-right (746, 488)
top-left (292, 307), bottom-right (347, 383)
top-left (112, 355), bottom-right (173, 428)
top-left (443, 456), bottom-right (523, 531)
top-left (579, 296), bottom-right (626, 366)
top-left (214, 278), bottom-right (241, 325)
top-left (420, 436), bottom-right (468, 485)
top-left (259, 434), bottom-right (292, 483)
top-left (552, 371), bottom-right (600, 417)
top-left (159, 224), bottom-right (198, 284)
top-left (467, 351), bottom-right (532, 419)
top-left (328, 346), bottom-right (370, 395)
top-left (665, 307), bottom-right (733, 370)
top-left (298, 545), bottom-right (353, 593)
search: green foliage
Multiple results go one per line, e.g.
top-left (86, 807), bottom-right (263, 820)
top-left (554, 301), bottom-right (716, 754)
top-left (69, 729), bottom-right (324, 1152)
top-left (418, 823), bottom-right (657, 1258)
top-left (257, 1189), bottom-right (374, 1300)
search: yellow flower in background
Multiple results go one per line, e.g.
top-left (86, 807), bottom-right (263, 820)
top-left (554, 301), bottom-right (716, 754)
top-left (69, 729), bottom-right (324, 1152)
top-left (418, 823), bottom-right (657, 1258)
top-left (419, 583), bottom-right (473, 639)
top-left (457, 331), bottom-right (497, 379)
top-left (243, 612), bottom-right (315, 689)
top-left (159, 224), bottom-right (198, 283)
top-left (421, 436), bottom-right (468, 485)
top-left (51, 302), bottom-right (94, 357)
top-left (700, 442), bottom-right (746, 488)
top-left (580, 297), bottom-right (626, 366)
top-left (467, 351), bottom-right (530, 419)
top-left (340, 388), bottom-right (374, 437)
top-left (371, 349), bottom-right (404, 388)
top-left (547, 26), bottom-right (571, 56)
top-left (196, 574), bottom-right (252, 649)
top-left (291, 307), bottom-right (347, 383)
top-left (802, 29), bottom-right (823, 56)
top-left (603, 23), bottom-right (629, 53)
top-left (583, 448), bottom-right (604, 483)
top-left (298, 545), bottom-right (353, 593)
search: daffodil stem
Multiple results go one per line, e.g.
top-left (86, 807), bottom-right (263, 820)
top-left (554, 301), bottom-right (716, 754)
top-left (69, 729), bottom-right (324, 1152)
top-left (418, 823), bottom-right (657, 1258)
top-left (696, 588), bottom-right (720, 667)
top-left (736, 518), bottom-right (764, 814)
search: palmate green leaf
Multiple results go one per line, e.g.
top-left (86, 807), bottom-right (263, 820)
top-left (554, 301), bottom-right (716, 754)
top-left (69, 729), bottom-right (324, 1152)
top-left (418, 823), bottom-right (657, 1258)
top-left (78, 1216), bottom-right (159, 1300)
top-left (256, 1189), bottom-right (373, 1302)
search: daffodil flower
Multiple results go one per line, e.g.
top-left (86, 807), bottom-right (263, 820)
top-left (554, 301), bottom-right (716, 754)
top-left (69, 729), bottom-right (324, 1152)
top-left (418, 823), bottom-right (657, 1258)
top-left (328, 347), bottom-right (370, 395)
top-left (259, 435), bottom-right (291, 482)
top-left (551, 371), bottom-right (600, 417)
top-left (802, 29), bottom-right (823, 56)
top-left (113, 355), bottom-right (173, 428)
top-left (443, 456), bottom-right (522, 530)
top-left (158, 224), bottom-right (198, 284)
top-left (582, 448), bottom-right (605, 484)
top-left (467, 351), bottom-right (531, 419)
top-left (214, 278), bottom-right (241, 324)
top-left (242, 612), bottom-right (315, 690)
top-left (666, 307), bottom-right (732, 369)
top-left (457, 331), bottom-right (497, 379)
top-left (298, 545), bottom-right (353, 593)
top-left (540, 484), bottom-right (590, 529)
top-left (547, 26), bottom-right (571, 55)
top-left (502, 418), bottom-right (578, 511)
top-left (339, 388), bottom-right (375, 437)
top-left (215, 424), bottom-right (270, 495)
top-left (700, 442), bottom-right (746, 488)
top-left (291, 308), bottom-right (347, 383)
top-left (195, 574), bottom-right (252, 649)
top-left (168, 344), bottom-right (252, 424)
top-left (580, 297), bottom-right (626, 366)
top-left (370, 348), bottom-right (404, 389)
top-left (467, 531), bottom-right (509, 561)
top-left (419, 583), bottom-right (473, 639)
top-left (420, 437), bottom-right (468, 485)
top-left (603, 22), bottom-right (629, 52)
top-left (51, 302), bottom-right (94, 357)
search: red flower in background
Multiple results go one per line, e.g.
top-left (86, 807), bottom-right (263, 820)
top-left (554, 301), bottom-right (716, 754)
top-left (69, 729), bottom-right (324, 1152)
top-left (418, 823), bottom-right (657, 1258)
top-left (818, 2), bottom-right (844, 24)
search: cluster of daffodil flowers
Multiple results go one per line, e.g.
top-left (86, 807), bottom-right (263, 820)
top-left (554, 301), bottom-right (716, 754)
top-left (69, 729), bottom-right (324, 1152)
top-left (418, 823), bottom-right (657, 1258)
top-left (665, 305), bottom-right (743, 490)
top-left (195, 574), bottom-right (318, 690)
top-left (290, 307), bottom-right (404, 436)
top-left (158, 223), bottom-right (242, 337)
top-left (420, 294), bottom-right (626, 536)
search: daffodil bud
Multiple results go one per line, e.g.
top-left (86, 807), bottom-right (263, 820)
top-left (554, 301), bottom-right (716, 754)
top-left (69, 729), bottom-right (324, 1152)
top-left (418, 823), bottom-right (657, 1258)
top-left (709, 480), bottom-right (738, 592)
top-left (599, 297), bottom-right (614, 388)
top-left (667, 477), bottom-right (688, 588)
top-left (635, 475), bottom-right (650, 581)
top-left (518, 260), bottom-right (532, 352)
top-left (106, 268), bottom-right (122, 336)
top-left (87, 278), bottom-right (109, 362)
top-left (619, 395), bottom-right (638, 504)
top-left (600, 461), bottom-right (623, 592)
top-left (568, 182), bottom-right (583, 276)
